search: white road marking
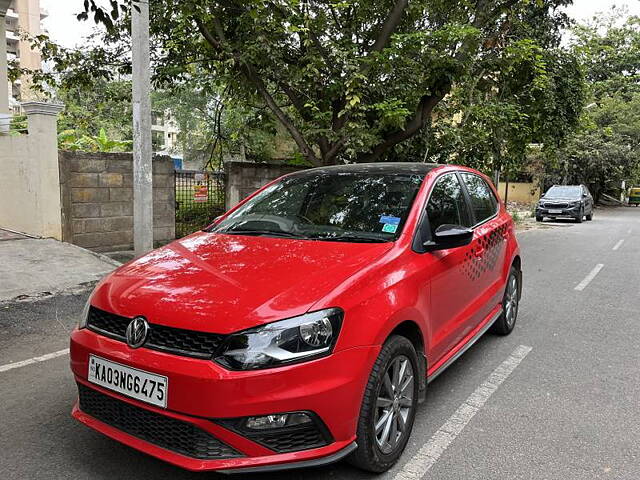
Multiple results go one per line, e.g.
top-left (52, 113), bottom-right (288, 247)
top-left (393, 345), bottom-right (533, 480)
top-left (0, 348), bottom-right (69, 373)
top-left (612, 239), bottom-right (625, 251)
top-left (575, 264), bottom-right (605, 291)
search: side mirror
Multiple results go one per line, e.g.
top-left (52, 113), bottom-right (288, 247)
top-left (423, 224), bottom-right (474, 252)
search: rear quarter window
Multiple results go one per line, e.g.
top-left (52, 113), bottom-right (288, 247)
top-left (460, 173), bottom-right (498, 224)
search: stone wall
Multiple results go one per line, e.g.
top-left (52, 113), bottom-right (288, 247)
top-left (225, 161), bottom-right (308, 208)
top-left (59, 151), bottom-right (175, 252)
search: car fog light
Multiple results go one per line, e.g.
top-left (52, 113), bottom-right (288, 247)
top-left (244, 412), bottom-right (313, 430)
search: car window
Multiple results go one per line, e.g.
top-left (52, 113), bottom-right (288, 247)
top-left (214, 172), bottom-right (425, 241)
top-left (545, 186), bottom-right (581, 198)
top-left (426, 174), bottom-right (472, 235)
top-left (460, 173), bottom-right (498, 224)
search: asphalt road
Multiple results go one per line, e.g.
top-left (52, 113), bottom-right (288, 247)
top-left (1, 207), bottom-right (639, 480)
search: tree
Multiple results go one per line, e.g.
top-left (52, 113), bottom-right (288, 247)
top-left (152, 82), bottom-right (280, 169)
top-left (59, 127), bottom-right (132, 152)
top-left (551, 10), bottom-right (640, 199)
top-left (74, 0), bottom-right (575, 167)
top-left (56, 78), bottom-right (133, 145)
top-left (572, 9), bottom-right (640, 101)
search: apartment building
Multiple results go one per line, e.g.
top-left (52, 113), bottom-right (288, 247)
top-left (151, 109), bottom-right (181, 155)
top-left (4, 0), bottom-right (46, 111)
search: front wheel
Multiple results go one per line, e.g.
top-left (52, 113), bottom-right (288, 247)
top-left (348, 335), bottom-right (419, 473)
top-left (575, 208), bottom-right (584, 223)
top-left (491, 267), bottom-right (520, 335)
top-left (586, 211), bottom-right (593, 221)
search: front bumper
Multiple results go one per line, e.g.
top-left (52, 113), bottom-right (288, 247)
top-left (536, 205), bottom-right (581, 217)
top-left (70, 328), bottom-right (378, 472)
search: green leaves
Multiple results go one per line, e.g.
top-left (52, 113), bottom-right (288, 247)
top-left (547, 9), bottom-right (640, 199)
top-left (44, 0), bottom-right (582, 166)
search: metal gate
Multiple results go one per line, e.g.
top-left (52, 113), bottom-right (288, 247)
top-left (175, 170), bottom-right (226, 238)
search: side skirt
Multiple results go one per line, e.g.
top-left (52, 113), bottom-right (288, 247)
top-left (427, 308), bottom-right (502, 384)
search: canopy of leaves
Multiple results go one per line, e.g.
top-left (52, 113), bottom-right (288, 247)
top-left (550, 10), bottom-right (640, 198)
top-left (64, 0), bottom-right (577, 168)
top-left (572, 10), bottom-right (640, 101)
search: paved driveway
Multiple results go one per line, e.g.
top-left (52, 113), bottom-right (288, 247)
top-left (0, 232), bottom-right (119, 302)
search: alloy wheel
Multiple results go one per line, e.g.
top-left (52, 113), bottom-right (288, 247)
top-left (504, 275), bottom-right (519, 328)
top-left (374, 355), bottom-right (415, 454)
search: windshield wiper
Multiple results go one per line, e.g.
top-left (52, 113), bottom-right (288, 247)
top-left (221, 229), bottom-right (309, 239)
top-left (315, 234), bottom-right (389, 243)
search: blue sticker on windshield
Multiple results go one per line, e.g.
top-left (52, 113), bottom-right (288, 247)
top-left (382, 224), bottom-right (398, 233)
top-left (379, 215), bottom-right (401, 225)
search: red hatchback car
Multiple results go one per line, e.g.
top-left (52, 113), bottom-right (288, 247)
top-left (70, 163), bottom-right (521, 474)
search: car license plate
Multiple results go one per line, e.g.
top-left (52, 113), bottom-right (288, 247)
top-left (88, 355), bottom-right (168, 408)
top-left (548, 209), bottom-right (563, 214)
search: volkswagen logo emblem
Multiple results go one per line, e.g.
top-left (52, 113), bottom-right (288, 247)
top-left (125, 317), bottom-right (149, 349)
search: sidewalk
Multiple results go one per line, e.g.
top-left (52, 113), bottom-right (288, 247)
top-left (0, 229), bottom-right (121, 302)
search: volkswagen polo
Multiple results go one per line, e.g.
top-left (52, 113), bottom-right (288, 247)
top-left (70, 163), bottom-right (521, 474)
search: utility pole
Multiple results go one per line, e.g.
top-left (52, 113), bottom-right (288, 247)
top-left (132, 0), bottom-right (153, 255)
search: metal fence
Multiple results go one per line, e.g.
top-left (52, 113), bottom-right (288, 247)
top-left (174, 170), bottom-right (226, 238)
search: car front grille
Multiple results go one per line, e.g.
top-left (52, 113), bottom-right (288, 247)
top-left (87, 307), bottom-right (225, 359)
top-left (542, 202), bottom-right (569, 209)
top-left (77, 384), bottom-right (242, 460)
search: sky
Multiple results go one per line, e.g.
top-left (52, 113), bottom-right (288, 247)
top-left (41, 0), bottom-right (640, 49)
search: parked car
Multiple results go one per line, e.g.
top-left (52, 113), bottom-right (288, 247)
top-left (70, 163), bottom-right (522, 474)
top-left (535, 185), bottom-right (594, 223)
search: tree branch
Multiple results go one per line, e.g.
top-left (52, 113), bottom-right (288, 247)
top-left (194, 18), bottom-right (220, 49)
top-left (370, 0), bottom-right (409, 52)
top-left (195, 14), bottom-right (321, 166)
top-left (244, 64), bottom-right (321, 166)
top-left (361, 92), bottom-right (447, 162)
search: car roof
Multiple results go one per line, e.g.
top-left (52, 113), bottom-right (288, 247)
top-left (288, 162), bottom-right (443, 177)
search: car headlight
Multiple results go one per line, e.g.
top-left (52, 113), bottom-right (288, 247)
top-left (215, 308), bottom-right (343, 370)
top-left (78, 298), bottom-right (91, 329)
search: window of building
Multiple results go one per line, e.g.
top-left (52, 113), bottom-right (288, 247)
top-left (152, 111), bottom-right (164, 127)
top-left (152, 130), bottom-right (165, 150)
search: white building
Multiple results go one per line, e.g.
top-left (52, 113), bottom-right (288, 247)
top-left (151, 110), bottom-right (180, 153)
top-left (4, 0), bottom-right (46, 111)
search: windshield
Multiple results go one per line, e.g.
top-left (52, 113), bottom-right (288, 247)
top-left (210, 172), bottom-right (425, 242)
top-left (545, 186), bottom-right (582, 199)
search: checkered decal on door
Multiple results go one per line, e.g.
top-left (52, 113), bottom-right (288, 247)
top-left (462, 224), bottom-right (508, 281)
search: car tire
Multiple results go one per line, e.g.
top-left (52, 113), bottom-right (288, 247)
top-left (575, 208), bottom-right (584, 223)
top-left (491, 267), bottom-right (520, 336)
top-left (535, 215), bottom-right (543, 222)
top-left (586, 211), bottom-right (593, 221)
top-left (348, 335), bottom-right (419, 473)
